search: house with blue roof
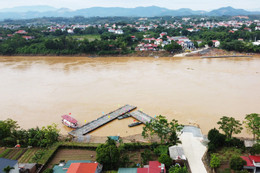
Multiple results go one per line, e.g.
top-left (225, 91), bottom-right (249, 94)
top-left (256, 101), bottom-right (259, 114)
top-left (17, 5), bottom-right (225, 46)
top-left (0, 158), bottom-right (19, 173)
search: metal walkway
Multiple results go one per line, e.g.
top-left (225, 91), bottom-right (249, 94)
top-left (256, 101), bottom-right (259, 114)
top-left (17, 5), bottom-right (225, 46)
top-left (129, 110), bottom-right (154, 124)
top-left (69, 104), bottom-right (136, 137)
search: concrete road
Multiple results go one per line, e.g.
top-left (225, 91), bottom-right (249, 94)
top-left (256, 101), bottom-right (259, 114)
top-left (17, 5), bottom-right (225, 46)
top-left (180, 126), bottom-right (207, 173)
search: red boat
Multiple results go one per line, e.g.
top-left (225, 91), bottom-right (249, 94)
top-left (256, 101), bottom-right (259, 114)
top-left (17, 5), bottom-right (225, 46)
top-left (61, 115), bottom-right (78, 129)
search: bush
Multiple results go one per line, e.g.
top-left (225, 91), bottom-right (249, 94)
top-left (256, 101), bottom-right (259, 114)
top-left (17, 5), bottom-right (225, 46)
top-left (226, 137), bottom-right (245, 149)
top-left (210, 154), bottom-right (221, 169)
top-left (229, 156), bottom-right (246, 171)
top-left (158, 154), bottom-right (172, 167)
top-left (153, 145), bottom-right (168, 156)
top-left (249, 143), bottom-right (260, 155)
top-left (141, 149), bottom-right (152, 165)
top-left (169, 165), bottom-right (188, 173)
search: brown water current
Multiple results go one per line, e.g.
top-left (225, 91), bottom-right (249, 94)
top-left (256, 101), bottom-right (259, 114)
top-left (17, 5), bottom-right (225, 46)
top-left (0, 56), bottom-right (260, 137)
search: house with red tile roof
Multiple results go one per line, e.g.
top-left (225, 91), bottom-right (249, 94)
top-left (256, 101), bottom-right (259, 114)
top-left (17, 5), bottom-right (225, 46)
top-left (67, 163), bottom-right (101, 173)
top-left (241, 155), bottom-right (260, 173)
top-left (15, 30), bottom-right (28, 34)
top-left (118, 161), bottom-right (166, 173)
top-left (53, 160), bottom-right (102, 173)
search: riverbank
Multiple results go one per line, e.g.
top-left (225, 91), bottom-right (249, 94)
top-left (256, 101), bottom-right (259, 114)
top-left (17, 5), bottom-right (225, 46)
top-left (1, 49), bottom-right (258, 58)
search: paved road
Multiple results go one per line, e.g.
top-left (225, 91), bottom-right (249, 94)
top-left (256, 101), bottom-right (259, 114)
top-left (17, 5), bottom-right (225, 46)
top-left (174, 47), bottom-right (209, 57)
top-left (180, 126), bottom-right (207, 173)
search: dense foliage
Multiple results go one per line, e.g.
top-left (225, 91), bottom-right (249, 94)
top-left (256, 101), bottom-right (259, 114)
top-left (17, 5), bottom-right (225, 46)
top-left (229, 156), bottom-right (247, 171)
top-left (0, 119), bottom-right (59, 147)
top-left (169, 165), bottom-right (188, 173)
top-left (158, 154), bottom-right (172, 167)
top-left (249, 143), bottom-right (260, 155)
top-left (142, 115), bottom-right (183, 144)
top-left (96, 138), bottom-right (133, 170)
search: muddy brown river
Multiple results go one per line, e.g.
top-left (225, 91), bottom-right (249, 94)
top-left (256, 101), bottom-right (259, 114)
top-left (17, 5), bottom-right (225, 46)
top-left (0, 56), bottom-right (259, 137)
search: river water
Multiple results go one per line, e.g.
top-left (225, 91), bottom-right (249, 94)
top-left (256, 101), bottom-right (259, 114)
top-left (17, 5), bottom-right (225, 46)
top-left (0, 56), bottom-right (259, 137)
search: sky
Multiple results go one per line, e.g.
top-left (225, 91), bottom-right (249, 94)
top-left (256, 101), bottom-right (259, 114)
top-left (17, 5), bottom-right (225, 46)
top-left (1, 0), bottom-right (260, 11)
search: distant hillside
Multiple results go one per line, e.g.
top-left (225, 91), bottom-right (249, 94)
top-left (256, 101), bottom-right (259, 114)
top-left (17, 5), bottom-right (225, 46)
top-left (208, 6), bottom-right (253, 16)
top-left (0, 5), bottom-right (260, 20)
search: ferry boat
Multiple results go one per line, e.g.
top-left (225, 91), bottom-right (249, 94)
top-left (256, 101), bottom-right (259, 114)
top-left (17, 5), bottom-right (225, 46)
top-left (61, 115), bottom-right (78, 129)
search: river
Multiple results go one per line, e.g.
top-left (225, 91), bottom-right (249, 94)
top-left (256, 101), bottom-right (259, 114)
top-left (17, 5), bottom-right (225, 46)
top-left (0, 56), bottom-right (259, 137)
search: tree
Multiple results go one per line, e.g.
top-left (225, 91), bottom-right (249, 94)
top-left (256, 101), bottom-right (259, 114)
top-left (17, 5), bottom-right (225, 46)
top-left (169, 165), bottom-right (188, 173)
top-left (229, 156), bottom-right (246, 171)
top-left (158, 154), bottom-right (172, 167)
top-left (0, 119), bottom-right (19, 146)
top-left (3, 166), bottom-right (14, 173)
top-left (217, 116), bottom-right (243, 140)
top-left (142, 115), bottom-right (183, 144)
top-left (243, 113), bottom-right (260, 141)
top-left (210, 154), bottom-right (221, 173)
top-left (207, 128), bottom-right (226, 152)
top-left (162, 35), bottom-right (167, 41)
top-left (40, 124), bottom-right (59, 147)
top-left (96, 138), bottom-right (120, 170)
top-left (164, 41), bottom-right (182, 53)
top-left (207, 40), bottom-right (213, 47)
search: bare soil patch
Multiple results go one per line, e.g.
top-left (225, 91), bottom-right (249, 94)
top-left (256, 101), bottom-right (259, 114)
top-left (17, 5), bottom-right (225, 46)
top-left (47, 149), bottom-right (97, 168)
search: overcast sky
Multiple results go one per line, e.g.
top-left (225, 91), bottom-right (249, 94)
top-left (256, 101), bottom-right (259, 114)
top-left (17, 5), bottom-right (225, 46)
top-left (1, 0), bottom-right (259, 11)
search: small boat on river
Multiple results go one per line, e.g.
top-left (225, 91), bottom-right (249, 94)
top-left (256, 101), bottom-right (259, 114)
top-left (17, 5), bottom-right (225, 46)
top-left (128, 121), bottom-right (142, 127)
top-left (61, 115), bottom-right (78, 129)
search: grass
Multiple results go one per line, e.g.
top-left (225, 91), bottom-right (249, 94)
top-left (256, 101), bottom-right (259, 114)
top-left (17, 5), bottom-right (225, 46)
top-left (72, 35), bottom-right (101, 41)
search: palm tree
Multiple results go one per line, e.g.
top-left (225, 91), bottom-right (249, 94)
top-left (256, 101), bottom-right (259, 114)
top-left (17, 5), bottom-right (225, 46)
top-left (3, 166), bottom-right (14, 173)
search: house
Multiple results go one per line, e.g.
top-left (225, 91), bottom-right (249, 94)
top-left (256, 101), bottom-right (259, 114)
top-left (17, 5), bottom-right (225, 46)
top-left (108, 28), bottom-right (115, 33)
top-left (255, 26), bottom-right (260, 31)
top-left (115, 29), bottom-right (124, 35)
top-left (19, 163), bottom-right (37, 173)
top-left (159, 32), bottom-right (167, 38)
top-left (53, 160), bottom-right (102, 173)
top-left (183, 41), bottom-right (194, 50)
top-left (253, 40), bottom-right (260, 46)
top-left (154, 39), bottom-right (162, 45)
top-left (0, 158), bottom-right (19, 173)
top-left (169, 145), bottom-right (186, 161)
top-left (144, 38), bottom-right (156, 43)
top-left (67, 29), bottom-right (74, 34)
top-left (244, 28), bottom-right (252, 32)
top-left (241, 155), bottom-right (260, 173)
top-left (118, 161), bottom-right (166, 173)
top-left (22, 36), bottom-right (34, 40)
top-left (212, 40), bottom-right (220, 47)
top-left (15, 30), bottom-right (28, 34)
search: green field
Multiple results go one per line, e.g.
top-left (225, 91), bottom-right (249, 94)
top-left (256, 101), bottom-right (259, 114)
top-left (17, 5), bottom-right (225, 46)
top-left (0, 148), bottom-right (28, 161)
top-left (72, 34), bottom-right (101, 41)
top-left (18, 148), bottom-right (41, 163)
